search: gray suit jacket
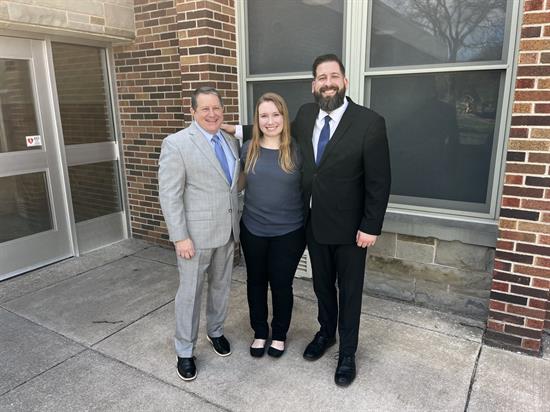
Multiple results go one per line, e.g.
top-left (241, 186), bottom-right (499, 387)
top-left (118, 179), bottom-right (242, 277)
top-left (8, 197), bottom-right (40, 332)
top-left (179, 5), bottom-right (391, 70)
top-left (158, 122), bottom-right (240, 249)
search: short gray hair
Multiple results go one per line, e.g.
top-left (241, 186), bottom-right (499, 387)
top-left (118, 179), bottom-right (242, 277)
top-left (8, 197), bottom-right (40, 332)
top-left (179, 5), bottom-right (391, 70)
top-left (191, 86), bottom-right (224, 110)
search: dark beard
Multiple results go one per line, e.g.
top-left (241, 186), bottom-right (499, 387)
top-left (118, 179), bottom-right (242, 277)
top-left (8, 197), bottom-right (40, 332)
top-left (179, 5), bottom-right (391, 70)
top-left (314, 86), bottom-right (346, 112)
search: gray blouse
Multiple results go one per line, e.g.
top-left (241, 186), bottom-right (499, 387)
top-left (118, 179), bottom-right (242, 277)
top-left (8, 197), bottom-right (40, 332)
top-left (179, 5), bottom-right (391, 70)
top-left (241, 140), bottom-right (303, 237)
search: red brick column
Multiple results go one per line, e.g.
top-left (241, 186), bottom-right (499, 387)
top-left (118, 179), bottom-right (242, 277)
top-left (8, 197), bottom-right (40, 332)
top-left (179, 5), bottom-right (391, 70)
top-left (113, 0), bottom-right (237, 245)
top-left (176, 0), bottom-right (238, 123)
top-left (114, 0), bottom-right (184, 245)
top-left (485, 0), bottom-right (550, 354)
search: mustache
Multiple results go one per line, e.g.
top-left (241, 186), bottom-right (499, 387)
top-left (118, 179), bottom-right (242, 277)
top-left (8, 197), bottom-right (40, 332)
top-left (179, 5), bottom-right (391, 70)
top-left (319, 86), bottom-right (339, 93)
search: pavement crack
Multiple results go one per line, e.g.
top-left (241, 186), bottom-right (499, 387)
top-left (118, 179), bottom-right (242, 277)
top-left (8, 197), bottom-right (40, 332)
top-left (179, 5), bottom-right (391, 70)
top-left (1, 255), bottom-right (135, 305)
top-left (459, 322), bottom-right (484, 331)
top-left (133, 254), bottom-right (177, 267)
top-left (0, 348), bottom-right (87, 398)
top-left (91, 298), bottom-right (174, 347)
top-left (463, 344), bottom-right (483, 412)
top-left (92, 320), bottom-right (124, 324)
top-left (90, 350), bottom-right (232, 412)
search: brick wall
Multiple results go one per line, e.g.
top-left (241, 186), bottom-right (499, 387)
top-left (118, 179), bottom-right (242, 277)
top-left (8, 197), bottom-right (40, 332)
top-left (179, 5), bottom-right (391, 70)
top-left (177, 0), bottom-right (238, 123)
top-left (485, 0), bottom-right (550, 354)
top-left (113, 0), bottom-right (237, 246)
top-left (113, 0), bottom-right (183, 246)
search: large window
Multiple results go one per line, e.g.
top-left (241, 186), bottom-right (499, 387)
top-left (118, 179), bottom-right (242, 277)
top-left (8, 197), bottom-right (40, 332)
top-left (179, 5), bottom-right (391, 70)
top-left (238, 0), bottom-right (520, 221)
top-left (241, 0), bottom-right (344, 119)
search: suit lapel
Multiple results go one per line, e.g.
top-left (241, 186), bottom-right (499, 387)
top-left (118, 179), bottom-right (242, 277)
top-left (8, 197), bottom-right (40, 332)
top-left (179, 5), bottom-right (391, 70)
top-left (188, 123), bottom-right (229, 184)
top-left (220, 130), bottom-right (239, 189)
top-left (303, 105), bottom-right (319, 167)
top-left (317, 99), bottom-right (355, 168)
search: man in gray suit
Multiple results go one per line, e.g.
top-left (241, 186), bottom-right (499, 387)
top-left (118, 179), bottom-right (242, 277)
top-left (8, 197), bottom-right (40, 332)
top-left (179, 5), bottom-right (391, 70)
top-left (159, 86), bottom-right (240, 381)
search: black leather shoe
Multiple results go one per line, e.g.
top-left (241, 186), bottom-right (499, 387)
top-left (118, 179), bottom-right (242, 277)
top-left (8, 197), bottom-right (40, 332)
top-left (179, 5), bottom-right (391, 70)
top-left (267, 346), bottom-right (284, 358)
top-left (303, 332), bottom-right (336, 361)
top-left (207, 335), bottom-right (231, 356)
top-left (334, 355), bottom-right (356, 387)
top-left (176, 357), bottom-right (197, 381)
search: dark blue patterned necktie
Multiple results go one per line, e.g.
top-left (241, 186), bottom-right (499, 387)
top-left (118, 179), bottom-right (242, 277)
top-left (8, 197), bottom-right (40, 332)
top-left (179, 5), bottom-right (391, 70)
top-left (316, 115), bottom-right (331, 165)
top-left (212, 134), bottom-right (232, 184)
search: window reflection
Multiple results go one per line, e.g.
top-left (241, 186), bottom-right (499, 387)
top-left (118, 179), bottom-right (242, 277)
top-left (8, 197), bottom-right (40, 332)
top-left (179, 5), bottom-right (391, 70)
top-left (0, 59), bottom-right (41, 153)
top-left (68, 161), bottom-right (122, 222)
top-left (0, 173), bottom-right (52, 243)
top-left (248, 0), bottom-right (344, 74)
top-left (249, 80), bottom-right (312, 120)
top-left (370, 71), bottom-right (502, 211)
top-left (52, 43), bottom-right (114, 145)
top-left (370, 0), bottom-right (507, 67)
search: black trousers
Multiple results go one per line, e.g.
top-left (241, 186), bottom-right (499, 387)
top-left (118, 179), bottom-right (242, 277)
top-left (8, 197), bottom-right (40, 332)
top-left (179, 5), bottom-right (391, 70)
top-left (239, 221), bottom-right (306, 341)
top-left (306, 219), bottom-right (368, 356)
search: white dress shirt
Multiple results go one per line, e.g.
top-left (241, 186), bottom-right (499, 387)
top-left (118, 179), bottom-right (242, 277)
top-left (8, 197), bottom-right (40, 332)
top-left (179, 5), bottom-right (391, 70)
top-left (312, 98), bottom-right (348, 159)
top-left (194, 122), bottom-right (236, 181)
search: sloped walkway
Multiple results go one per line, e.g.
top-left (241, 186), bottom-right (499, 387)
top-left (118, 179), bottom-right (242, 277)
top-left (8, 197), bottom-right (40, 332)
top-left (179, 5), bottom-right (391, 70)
top-left (0, 239), bottom-right (548, 411)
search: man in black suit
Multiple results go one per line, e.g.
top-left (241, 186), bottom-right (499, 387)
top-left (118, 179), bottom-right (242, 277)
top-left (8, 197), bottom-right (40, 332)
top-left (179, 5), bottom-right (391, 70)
top-left (231, 54), bottom-right (391, 387)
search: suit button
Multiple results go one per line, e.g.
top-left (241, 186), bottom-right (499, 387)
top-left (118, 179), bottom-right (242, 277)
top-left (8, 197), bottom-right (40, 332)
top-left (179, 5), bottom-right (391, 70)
top-left (228, 209), bottom-right (232, 213)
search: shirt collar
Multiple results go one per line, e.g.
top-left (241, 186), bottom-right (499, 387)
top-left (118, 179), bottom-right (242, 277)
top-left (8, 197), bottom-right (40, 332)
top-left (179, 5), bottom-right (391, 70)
top-left (317, 97), bottom-right (349, 122)
top-left (194, 121), bottom-right (220, 143)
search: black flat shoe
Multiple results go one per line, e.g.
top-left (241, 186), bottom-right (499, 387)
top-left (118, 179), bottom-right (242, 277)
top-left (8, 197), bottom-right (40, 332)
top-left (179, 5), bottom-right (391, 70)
top-left (267, 346), bottom-right (285, 358)
top-left (250, 344), bottom-right (266, 358)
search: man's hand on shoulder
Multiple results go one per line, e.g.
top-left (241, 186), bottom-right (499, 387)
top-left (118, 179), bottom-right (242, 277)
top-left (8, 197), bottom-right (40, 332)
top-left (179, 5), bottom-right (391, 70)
top-left (175, 238), bottom-right (195, 259)
top-left (356, 230), bottom-right (377, 248)
top-left (220, 123), bottom-right (236, 135)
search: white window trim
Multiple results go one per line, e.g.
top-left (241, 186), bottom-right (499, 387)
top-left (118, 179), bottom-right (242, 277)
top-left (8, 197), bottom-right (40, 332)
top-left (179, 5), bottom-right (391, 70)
top-left (236, 0), bottom-right (523, 246)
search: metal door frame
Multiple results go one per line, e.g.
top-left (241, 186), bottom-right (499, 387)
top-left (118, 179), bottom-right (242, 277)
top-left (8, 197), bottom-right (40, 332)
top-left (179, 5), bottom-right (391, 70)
top-left (0, 36), bottom-right (73, 280)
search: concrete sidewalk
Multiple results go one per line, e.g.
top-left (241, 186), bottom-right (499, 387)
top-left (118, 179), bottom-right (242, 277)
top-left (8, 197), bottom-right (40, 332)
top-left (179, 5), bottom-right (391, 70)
top-left (0, 239), bottom-right (548, 411)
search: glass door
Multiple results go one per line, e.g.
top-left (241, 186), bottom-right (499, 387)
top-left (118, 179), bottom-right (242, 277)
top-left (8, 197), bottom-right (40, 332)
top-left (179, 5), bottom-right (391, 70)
top-left (0, 37), bottom-right (73, 280)
top-left (50, 42), bottom-right (127, 253)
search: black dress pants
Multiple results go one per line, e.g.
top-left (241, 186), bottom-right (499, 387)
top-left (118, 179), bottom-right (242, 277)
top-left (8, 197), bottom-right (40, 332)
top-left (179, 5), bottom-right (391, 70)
top-left (306, 219), bottom-right (368, 356)
top-left (239, 221), bottom-right (306, 341)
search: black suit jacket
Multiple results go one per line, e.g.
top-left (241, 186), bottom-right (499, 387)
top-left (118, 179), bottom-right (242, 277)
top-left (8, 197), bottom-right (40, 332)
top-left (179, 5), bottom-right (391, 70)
top-left (244, 97), bottom-right (391, 244)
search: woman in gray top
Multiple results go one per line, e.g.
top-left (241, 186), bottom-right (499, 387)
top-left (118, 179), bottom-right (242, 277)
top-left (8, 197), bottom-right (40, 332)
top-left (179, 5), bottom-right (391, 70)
top-left (239, 92), bottom-right (306, 358)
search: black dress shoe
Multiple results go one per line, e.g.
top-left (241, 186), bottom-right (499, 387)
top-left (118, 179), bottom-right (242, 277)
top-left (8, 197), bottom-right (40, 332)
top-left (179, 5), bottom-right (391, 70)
top-left (267, 345), bottom-right (284, 358)
top-left (303, 332), bottom-right (336, 361)
top-left (207, 335), bottom-right (231, 356)
top-left (334, 355), bottom-right (356, 387)
top-left (177, 357), bottom-right (197, 381)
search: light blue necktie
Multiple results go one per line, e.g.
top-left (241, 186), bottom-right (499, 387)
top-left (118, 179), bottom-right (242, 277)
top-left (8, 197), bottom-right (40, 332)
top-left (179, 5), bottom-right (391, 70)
top-left (212, 134), bottom-right (232, 184)
top-left (316, 115), bottom-right (331, 165)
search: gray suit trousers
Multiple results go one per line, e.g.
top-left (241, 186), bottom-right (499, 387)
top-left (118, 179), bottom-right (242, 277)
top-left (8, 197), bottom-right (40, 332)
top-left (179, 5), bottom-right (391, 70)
top-left (174, 237), bottom-right (234, 357)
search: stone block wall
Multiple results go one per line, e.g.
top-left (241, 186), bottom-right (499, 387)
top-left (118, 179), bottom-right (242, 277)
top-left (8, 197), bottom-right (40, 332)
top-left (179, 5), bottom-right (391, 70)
top-left (366, 232), bottom-right (494, 319)
top-left (485, 0), bottom-right (550, 354)
top-left (0, 0), bottom-right (135, 41)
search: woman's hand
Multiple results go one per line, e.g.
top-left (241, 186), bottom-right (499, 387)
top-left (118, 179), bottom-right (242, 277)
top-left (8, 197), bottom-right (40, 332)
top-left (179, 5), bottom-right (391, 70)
top-left (220, 123), bottom-right (236, 134)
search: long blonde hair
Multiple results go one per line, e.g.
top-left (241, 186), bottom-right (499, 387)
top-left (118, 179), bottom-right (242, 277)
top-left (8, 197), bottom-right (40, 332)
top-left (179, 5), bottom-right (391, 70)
top-left (245, 92), bottom-right (295, 174)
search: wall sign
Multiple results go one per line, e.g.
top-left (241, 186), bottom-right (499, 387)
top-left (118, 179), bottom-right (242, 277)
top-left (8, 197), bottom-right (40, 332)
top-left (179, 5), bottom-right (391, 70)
top-left (26, 135), bottom-right (42, 147)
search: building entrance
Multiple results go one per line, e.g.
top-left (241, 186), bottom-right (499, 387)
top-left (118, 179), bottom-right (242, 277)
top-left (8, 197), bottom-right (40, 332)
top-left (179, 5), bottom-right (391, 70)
top-left (0, 36), bottom-right (127, 280)
top-left (0, 37), bottom-right (72, 279)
